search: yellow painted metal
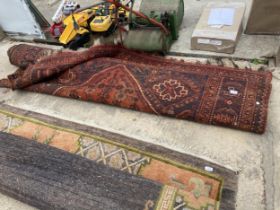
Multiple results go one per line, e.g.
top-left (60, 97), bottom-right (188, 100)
top-left (59, 11), bottom-right (92, 45)
top-left (90, 16), bottom-right (113, 32)
top-left (90, 4), bottom-right (115, 33)
top-left (58, 3), bottom-right (129, 45)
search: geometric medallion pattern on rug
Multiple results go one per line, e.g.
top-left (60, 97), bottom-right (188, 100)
top-left (0, 44), bottom-right (272, 133)
top-left (0, 108), bottom-right (226, 210)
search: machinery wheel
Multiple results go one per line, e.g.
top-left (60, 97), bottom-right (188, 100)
top-left (68, 33), bottom-right (90, 50)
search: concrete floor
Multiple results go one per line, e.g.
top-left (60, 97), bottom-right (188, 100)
top-left (1, 193), bottom-right (36, 210)
top-left (0, 0), bottom-right (280, 209)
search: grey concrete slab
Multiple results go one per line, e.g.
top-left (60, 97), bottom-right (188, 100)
top-left (31, 0), bottom-right (103, 23)
top-left (0, 193), bottom-right (36, 210)
top-left (270, 79), bottom-right (280, 210)
top-left (0, 38), bottom-right (279, 210)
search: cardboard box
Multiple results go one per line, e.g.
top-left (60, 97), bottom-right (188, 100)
top-left (276, 46), bottom-right (280, 67)
top-left (245, 0), bottom-right (280, 35)
top-left (191, 2), bottom-right (246, 54)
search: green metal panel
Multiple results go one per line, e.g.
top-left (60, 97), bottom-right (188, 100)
top-left (140, 0), bottom-right (184, 40)
top-left (125, 0), bottom-right (184, 52)
top-left (123, 29), bottom-right (172, 52)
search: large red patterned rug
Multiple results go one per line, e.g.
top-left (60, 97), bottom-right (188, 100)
top-left (0, 44), bottom-right (272, 134)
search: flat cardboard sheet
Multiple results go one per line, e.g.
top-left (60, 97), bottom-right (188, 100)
top-left (276, 47), bottom-right (280, 67)
top-left (246, 0), bottom-right (280, 34)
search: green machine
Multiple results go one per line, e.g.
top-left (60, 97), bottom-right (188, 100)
top-left (124, 0), bottom-right (184, 53)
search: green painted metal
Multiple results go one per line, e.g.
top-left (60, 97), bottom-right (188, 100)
top-left (124, 29), bottom-right (172, 52)
top-left (124, 0), bottom-right (184, 52)
top-left (140, 0), bottom-right (184, 40)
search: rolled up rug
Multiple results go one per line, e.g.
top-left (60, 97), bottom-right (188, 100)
top-left (0, 44), bottom-right (272, 134)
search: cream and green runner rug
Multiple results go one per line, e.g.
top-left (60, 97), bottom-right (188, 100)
top-left (0, 105), bottom-right (237, 210)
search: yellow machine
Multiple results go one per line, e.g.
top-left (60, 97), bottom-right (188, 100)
top-left (90, 4), bottom-right (116, 33)
top-left (56, 2), bottom-right (129, 50)
top-left (52, 0), bottom-right (183, 52)
top-left (59, 9), bottom-right (93, 45)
